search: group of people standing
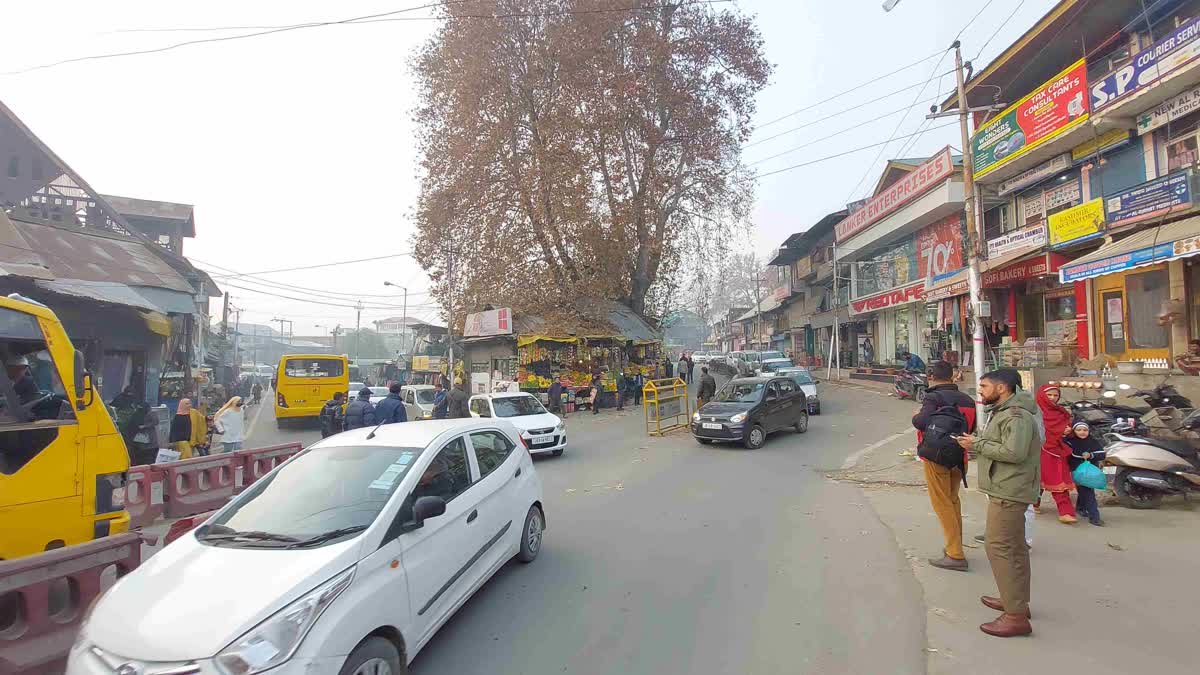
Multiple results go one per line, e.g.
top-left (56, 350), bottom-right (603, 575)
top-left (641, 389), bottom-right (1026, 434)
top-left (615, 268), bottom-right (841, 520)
top-left (319, 379), bottom-right (471, 438)
top-left (668, 352), bottom-right (697, 383)
top-left (913, 364), bottom-right (1111, 639)
top-left (168, 395), bottom-right (249, 458)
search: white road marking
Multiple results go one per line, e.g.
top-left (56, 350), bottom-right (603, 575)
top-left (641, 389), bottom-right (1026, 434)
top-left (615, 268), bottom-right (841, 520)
top-left (841, 428), bottom-right (914, 469)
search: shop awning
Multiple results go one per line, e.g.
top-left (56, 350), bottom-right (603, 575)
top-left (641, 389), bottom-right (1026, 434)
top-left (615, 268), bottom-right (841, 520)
top-left (141, 310), bottom-right (172, 336)
top-left (1059, 216), bottom-right (1200, 283)
top-left (131, 286), bottom-right (196, 314)
top-left (35, 279), bottom-right (161, 311)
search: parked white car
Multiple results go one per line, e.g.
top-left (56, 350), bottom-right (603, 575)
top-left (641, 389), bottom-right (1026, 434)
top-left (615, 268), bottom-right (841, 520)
top-left (469, 391), bottom-right (566, 457)
top-left (756, 357), bottom-right (794, 376)
top-left (367, 386), bottom-right (390, 405)
top-left (68, 420), bottom-right (545, 675)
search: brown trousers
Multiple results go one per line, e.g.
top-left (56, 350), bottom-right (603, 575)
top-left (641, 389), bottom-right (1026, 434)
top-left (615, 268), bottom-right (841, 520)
top-left (923, 461), bottom-right (964, 560)
top-left (985, 497), bottom-right (1031, 615)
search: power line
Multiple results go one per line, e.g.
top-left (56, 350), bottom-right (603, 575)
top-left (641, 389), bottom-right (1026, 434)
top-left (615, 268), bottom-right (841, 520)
top-left (190, 257), bottom-right (434, 299)
top-left (201, 267), bottom-right (437, 305)
top-left (973, 0), bottom-right (1026, 62)
top-left (211, 252), bottom-right (418, 277)
top-left (750, 49), bottom-right (945, 132)
top-left (5, 0), bottom-right (733, 76)
top-left (221, 282), bottom-right (436, 310)
top-left (750, 121), bottom-right (960, 180)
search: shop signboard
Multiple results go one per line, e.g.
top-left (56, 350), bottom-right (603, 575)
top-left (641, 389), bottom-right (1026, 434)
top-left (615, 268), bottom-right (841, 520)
top-left (998, 153), bottom-right (1071, 196)
top-left (1091, 15), bottom-right (1200, 112)
top-left (973, 59), bottom-right (1090, 180)
top-left (1070, 128), bottom-right (1131, 161)
top-left (986, 223), bottom-right (1048, 259)
top-left (1138, 83), bottom-right (1200, 134)
top-left (463, 307), bottom-right (512, 337)
top-left (916, 214), bottom-right (965, 279)
top-left (981, 254), bottom-right (1064, 287)
top-left (1060, 242), bottom-right (1175, 283)
top-left (854, 237), bottom-right (918, 298)
top-left (834, 147), bottom-right (954, 242)
top-left (924, 274), bottom-right (968, 302)
top-left (1048, 198), bottom-right (1105, 247)
top-left (1105, 171), bottom-right (1192, 228)
top-left (849, 279), bottom-right (925, 316)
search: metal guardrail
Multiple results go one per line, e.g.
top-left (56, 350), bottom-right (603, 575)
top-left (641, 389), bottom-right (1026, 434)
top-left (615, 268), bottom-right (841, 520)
top-left (642, 377), bottom-right (691, 436)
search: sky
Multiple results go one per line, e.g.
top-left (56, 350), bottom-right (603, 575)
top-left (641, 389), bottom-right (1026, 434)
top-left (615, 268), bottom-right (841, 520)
top-left (0, 0), bottom-right (1058, 332)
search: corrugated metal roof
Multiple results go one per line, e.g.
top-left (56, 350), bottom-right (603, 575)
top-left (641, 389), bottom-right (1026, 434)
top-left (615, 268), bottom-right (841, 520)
top-left (0, 211), bottom-right (53, 279)
top-left (735, 295), bottom-right (783, 322)
top-left (7, 216), bottom-right (193, 293)
top-left (101, 194), bottom-right (196, 237)
top-left (605, 302), bottom-right (658, 341)
top-left (35, 279), bottom-right (161, 311)
top-left (131, 286), bottom-right (196, 314)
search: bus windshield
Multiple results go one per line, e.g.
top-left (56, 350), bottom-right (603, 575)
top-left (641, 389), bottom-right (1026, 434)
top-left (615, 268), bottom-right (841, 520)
top-left (283, 358), bottom-right (345, 378)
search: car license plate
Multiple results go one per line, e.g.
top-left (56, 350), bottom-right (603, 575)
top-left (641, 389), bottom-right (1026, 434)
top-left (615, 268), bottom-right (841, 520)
top-left (702, 422), bottom-right (722, 430)
top-left (532, 435), bottom-right (554, 445)
top-left (1102, 465), bottom-right (1117, 475)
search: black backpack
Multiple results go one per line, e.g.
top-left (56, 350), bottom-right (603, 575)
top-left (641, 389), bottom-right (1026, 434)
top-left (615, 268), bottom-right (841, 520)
top-left (918, 403), bottom-right (969, 480)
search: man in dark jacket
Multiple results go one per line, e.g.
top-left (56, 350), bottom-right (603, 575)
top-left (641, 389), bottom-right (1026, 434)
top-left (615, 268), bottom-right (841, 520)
top-left (686, 354), bottom-right (696, 384)
top-left (912, 360), bottom-right (977, 572)
top-left (344, 388), bottom-right (377, 430)
top-left (697, 367), bottom-right (717, 407)
top-left (447, 381), bottom-right (470, 419)
top-left (319, 392), bottom-right (345, 438)
top-left (432, 381), bottom-right (448, 419)
top-left (547, 378), bottom-right (564, 414)
top-left (374, 383), bottom-right (408, 424)
top-left (615, 370), bottom-right (627, 411)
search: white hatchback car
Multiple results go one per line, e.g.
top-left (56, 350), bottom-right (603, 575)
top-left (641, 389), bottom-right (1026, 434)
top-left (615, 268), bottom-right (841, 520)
top-left (68, 419), bottom-right (545, 675)
top-left (469, 391), bottom-right (566, 457)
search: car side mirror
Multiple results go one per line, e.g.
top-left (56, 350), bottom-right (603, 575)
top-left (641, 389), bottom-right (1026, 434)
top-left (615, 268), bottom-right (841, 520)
top-left (412, 495), bottom-right (446, 528)
top-left (73, 349), bottom-right (94, 409)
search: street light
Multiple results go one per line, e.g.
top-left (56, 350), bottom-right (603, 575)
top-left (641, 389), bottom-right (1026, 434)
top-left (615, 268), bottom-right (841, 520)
top-left (383, 281), bottom-right (408, 356)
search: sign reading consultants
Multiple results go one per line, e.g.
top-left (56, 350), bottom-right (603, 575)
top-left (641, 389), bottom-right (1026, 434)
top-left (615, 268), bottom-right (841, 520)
top-left (972, 59), bottom-right (1090, 180)
top-left (834, 147), bottom-right (954, 242)
top-left (1092, 14), bottom-right (1200, 112)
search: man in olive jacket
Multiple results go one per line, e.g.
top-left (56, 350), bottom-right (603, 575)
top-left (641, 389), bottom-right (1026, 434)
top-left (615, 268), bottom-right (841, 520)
top-left (955, 368), bottom-right (1040, 638)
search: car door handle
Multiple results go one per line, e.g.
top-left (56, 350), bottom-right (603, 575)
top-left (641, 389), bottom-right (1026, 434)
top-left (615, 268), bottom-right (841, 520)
top-left (467, 509), bottom-right (478, 524)
top-left (515, 467), bottom-right (522, 477)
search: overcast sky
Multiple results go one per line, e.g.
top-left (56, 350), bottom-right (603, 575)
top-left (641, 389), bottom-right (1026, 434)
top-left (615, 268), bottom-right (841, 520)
top-left (1, 0), bottom-right (1056, 333)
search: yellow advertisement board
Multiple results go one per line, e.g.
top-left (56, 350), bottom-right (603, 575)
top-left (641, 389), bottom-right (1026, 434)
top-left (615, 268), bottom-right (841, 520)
top-left (1048, 198), bottom-right (1105, 246)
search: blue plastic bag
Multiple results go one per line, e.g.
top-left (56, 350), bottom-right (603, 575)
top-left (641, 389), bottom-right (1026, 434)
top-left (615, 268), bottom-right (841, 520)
top-left (1072, 460), bottom-right (1108, 491)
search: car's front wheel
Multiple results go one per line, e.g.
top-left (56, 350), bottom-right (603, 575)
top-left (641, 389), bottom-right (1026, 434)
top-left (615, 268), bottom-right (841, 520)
top-left (518, 505), bottom-right (545, 563)
top-left (339, 637), bottom-right (404, 675)
top-left (744, 424), bottom-right (766, 449)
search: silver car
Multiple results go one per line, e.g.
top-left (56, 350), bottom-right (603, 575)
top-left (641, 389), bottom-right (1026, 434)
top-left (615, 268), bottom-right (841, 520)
top-left (402, 384), bottom-right (438, 420)
top-left (776, 367), bottom-right (821, 414)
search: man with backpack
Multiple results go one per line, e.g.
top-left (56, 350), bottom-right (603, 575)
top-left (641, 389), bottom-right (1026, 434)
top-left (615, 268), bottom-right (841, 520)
top-left (912, 360), bottom-right (976, 572)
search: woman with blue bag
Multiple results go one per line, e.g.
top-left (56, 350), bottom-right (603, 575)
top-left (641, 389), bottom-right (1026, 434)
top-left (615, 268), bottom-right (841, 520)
top-left (1064, 421), bottom-right (1107, 526)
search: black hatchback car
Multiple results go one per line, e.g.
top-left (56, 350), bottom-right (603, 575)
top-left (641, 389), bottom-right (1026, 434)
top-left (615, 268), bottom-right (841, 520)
top-left (691, 376), bottom-right (809, 449)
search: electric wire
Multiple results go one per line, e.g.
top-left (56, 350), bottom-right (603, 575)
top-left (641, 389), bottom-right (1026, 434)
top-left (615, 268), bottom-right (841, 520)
top-left (750, 121), bottom-right (960, 180)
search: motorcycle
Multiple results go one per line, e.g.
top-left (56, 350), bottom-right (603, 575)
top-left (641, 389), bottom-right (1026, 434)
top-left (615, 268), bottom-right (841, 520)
top-left (894, 369), bottom-right (928, 401)
top-left (1104, 409), bottom-right (1200, 509)
top-left (1068, 381), bottom-right (1192, 437)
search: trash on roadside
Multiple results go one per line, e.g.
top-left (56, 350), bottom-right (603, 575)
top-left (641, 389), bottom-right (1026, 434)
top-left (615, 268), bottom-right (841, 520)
top-left (1107, 542), bottom-right (1125, 551)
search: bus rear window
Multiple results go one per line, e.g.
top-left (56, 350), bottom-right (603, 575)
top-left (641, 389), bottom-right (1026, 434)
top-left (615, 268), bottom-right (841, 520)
top-left (283, 359), bottom-right (344, 378)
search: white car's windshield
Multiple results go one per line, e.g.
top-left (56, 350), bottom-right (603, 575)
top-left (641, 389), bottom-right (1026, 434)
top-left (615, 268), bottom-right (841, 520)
top-left (493, 396), bottom-right (546, 417)
top-left (203, 444), bottom-right (422, 546)
top-left (783, 370), bottom-right (815, 385)
top-left (413, 389), bottom-right (437, 404)
top-left (370, 387), bottom-right (389, 397)
top-left (760, 351), bottom-right (785, 360)
top-left (715, 381), bottom-right (764, 403)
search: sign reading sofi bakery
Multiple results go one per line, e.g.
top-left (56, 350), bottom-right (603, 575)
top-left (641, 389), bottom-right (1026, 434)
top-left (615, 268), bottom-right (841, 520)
top-left (1092, 14), bottom-right (1200, 112)
top-left (834, 147), bottom-right (954, 242)
top-left (972, 59), bottom-right (1089, 180)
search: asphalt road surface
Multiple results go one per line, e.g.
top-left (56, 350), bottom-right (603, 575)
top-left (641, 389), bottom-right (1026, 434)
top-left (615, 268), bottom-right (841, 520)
top-left (245, 381), bottom-right (925, 675)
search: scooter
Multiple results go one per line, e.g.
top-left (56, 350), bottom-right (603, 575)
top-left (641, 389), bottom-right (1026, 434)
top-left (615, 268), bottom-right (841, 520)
top-left (894, 369), bottom-right (927, 401)
top-left (1105, 410), bottom-right (1200, 509)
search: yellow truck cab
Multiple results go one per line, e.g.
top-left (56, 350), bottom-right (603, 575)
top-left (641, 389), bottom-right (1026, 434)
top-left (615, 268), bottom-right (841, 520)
top-left (274, 354), bottom-right (350, 427)
top-left (0, 294), bottom-right (129, 560)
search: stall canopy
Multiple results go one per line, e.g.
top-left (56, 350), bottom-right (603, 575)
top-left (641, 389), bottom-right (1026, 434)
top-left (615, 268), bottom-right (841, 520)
top-left (1059, 216), bottom-right (1200, 283)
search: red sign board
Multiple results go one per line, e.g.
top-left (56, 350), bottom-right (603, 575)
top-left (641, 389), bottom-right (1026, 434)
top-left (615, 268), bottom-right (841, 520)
top-left (982, 253), bottom-right (1067, 287)
top-left (836, 147), bottom-right (956, 242)
top-left (850, 280), bottom-right (925, 316)
top-left (916, 214), bottom-right (965, 279)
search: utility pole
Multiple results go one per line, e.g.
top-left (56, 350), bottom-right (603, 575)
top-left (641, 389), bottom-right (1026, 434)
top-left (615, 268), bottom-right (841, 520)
top-left (383, 281), bottom-right (409, 356)
top-left (446, 248), bottom-right (455, 385)
top-left (231, 307), bottom-right (242, 369)
top-left (954, 41), bottom-right (989, 421)
top-left (270, 318), bottom-right (293, 346)
top-left (751, 257), bottom-right (764, 351)
top-left (221, 291), bottom-right (230, 337)
top-left (354, 300), bottom-right (364, 366)
top-left (828, 243), bottom-right (840, 380)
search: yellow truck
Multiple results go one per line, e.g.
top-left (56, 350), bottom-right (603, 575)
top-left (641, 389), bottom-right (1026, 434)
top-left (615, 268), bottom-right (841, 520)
top-left (0, 293), bottom-right (130, 560)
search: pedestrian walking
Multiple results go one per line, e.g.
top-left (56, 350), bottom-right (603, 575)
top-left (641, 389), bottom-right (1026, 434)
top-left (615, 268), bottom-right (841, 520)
top-left (590, 372), bottom-right (603, 415)
top-left (631, 370), bottom-right (644, 406)
top-left (678, 353), bottom-right (689, 383)
top-left (686, 353), bottom-right (696, 384)
top-left (1035, 384), bottom-right (1078, 524)
top-left (911, 360), bottom-right (976, 571)
top-left (447, 380), bottom-right (471, 418)
top-left (615, 370), bottom-right (627, 411)
top-left (547, 377), bottom-right (564, 414)
top-left (954, 368), bottom-right (1040, 638)
top-left (433, 380), bottom-right (449, 419)
top-left (374, 383), bottom-right (409, 424)
top-left (213, 396), bottom-right (246, 453)
top-left (697, 366), bottom-right (717, 407)
top-left (169, 398), bottom-right (194, 459)
top-left (344, 388), bottom-right (378, 430)
top-left (251, 381), bottom-right (263, 405)
top-left (1065, 421), bottom-right (1106, 526)
top-left (319, 392), bottom-right (346, 438)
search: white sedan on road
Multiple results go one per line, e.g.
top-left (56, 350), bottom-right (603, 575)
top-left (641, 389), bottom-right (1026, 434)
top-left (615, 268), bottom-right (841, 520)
top-left (68, 419), bottom-right (546, 675)
top-left (469, 391), bottom-right (566, 457)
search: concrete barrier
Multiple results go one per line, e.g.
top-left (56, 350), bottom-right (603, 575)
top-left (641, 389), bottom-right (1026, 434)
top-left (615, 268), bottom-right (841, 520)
top-left (237, 443), bottom-right (303, 488)
top-left (161, 454), bottom-right (239, 519)
top-left (0, 533), bottom-right (140, 675)
top-left (123, 465), bottom-right (165, 529)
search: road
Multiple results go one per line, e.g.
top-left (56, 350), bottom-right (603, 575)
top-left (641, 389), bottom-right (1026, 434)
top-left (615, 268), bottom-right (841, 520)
top-left (245, 379), bottom-right (927, 675)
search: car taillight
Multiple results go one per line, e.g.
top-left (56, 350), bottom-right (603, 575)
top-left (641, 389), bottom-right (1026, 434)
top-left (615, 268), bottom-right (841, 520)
top-left (519, 436), bottom-right (530, 449)
top-left (277, 392), bottom-right (287, 407)
top-left (95, 472), bottom-right (125, 514)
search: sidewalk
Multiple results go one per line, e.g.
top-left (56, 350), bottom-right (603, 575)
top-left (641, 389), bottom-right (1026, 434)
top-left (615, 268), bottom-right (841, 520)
top-left (837, 431), bottom-right (1199, 673)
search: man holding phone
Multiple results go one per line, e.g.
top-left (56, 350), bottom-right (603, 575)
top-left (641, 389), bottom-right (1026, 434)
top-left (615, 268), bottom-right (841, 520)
top-left (954, 368), bottom-right (1041, 638)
